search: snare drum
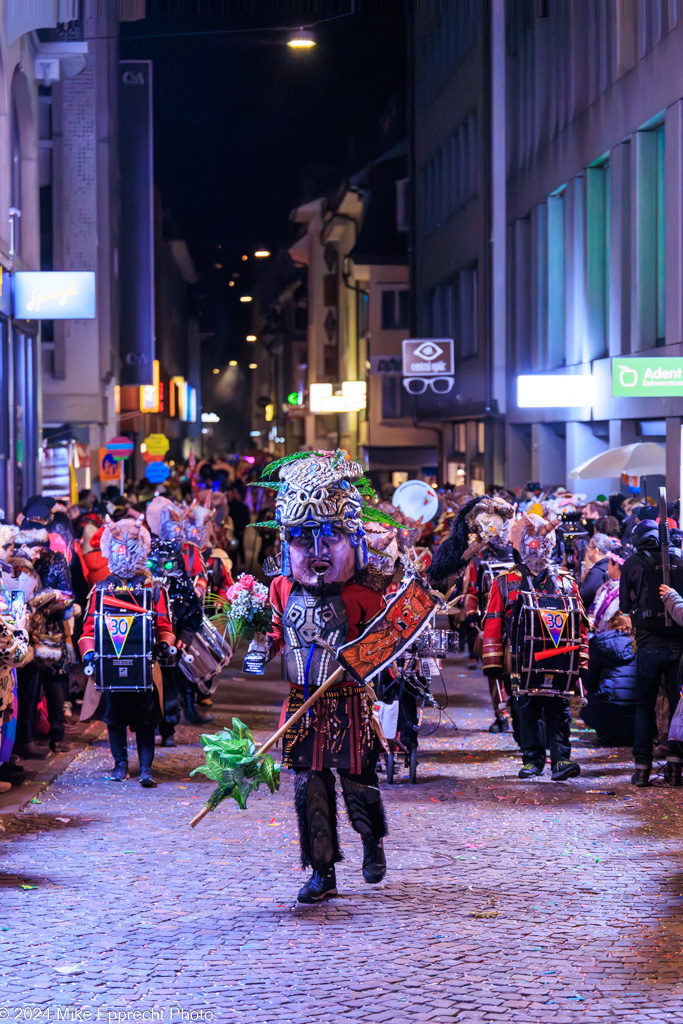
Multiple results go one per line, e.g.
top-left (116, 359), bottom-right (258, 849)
top-left (415, 629), bottom-right (459, 658)
top-left (178, 617), bottom-right (232, 694)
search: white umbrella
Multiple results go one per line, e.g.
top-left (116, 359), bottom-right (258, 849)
top-left (569, 442), bottom-right (666, 480)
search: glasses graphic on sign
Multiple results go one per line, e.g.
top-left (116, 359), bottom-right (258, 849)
top-left (403, 377), bottom-right (455, 394)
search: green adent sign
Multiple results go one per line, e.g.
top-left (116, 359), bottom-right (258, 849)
top-left (612, 356), bottom-right (683, 397)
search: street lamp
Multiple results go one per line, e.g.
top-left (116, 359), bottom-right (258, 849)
top-left (249, 363), bottom-right (258, 370)
top-left (229, 360), bottom-right (238, 367)
top-left (287, 28), bottom-right (316, 49)
top-left (240, 295), bottom-right (252, 303)
top-left (254, 250), bottom-right (270, 258)
top-left (246, 334), bottom-right (257, 342)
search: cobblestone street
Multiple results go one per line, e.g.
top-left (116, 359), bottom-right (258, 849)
top-left (1, 655), bottom-right (683, 1023)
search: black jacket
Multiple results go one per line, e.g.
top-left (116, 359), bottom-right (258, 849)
top-left (620, 538), bottom-right (683, 642)
top-left (580, 558), bottom-right (610, 610)
top-left (585, 630), bottom-right (638, 708)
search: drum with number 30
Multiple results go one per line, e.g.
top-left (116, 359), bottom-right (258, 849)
top-left (509, 590), bottom-right (582, 699)
top-left (94, 586), bottom-right (154, 692)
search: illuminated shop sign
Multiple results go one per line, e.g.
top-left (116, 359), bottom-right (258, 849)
top-left (611, 356), bottom-right (683, 397)
top-left (13, 271), bottom-right (96, 319)
top-left (517, 374), bottom-right (595, 408)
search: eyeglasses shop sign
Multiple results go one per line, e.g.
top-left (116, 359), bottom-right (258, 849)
top-left (612, 356), bottom-right (683, 397)
top-left (13, 271), bottom-right (96, 320)
top-left (402, 339), bottom-right (454, 376)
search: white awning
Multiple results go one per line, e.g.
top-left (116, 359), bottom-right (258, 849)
top-left (5, 0), bottom-right (79, 46)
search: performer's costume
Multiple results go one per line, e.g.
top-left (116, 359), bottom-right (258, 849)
top-left (482, 513), bottom-right (588, 781)
top-left (428, 496), bottom-right (515, 735)
top-left (146, 498), bottom-right (211, 726)
top-left (79, 517), bottom-right (175, 787)
top-left (185, 500), bottom-right (234, 601)
top-left (147, 539), bottom-right (204, 744)
top-left (253, 450), bottom-right (394, 903)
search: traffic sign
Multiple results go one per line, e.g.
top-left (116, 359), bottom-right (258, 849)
top-left (145, 461), bottom-right (170, 484)
top-left (106, 435), bottom-right (134, 461)
top-left (143, 433), bottom-right (170, 458)
top-left (99, 448), bottom-right (121, 484)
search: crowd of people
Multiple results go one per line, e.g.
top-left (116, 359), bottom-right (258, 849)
top-left (432, 482), bottom-right (683, 788)
top-left (1, 459), bottom-right (681, 811)
top-left (0, 469), bottom-right (249, 792)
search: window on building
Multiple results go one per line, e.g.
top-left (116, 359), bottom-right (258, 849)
top-left (420, 113), bottom-right (479, 236)
top-left (633, 119), bottom-right (665, 350)
top-left (381, 289), bottom-right (409, 330)
top-left (585, 161), bottom-right (610, 360)
top-left (10, 90), bottom-right (22, 254)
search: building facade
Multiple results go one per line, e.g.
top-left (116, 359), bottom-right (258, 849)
top-left (412, 4), bottom-right (683, 497)
top-left (269, 153), bottom-right (438, 489)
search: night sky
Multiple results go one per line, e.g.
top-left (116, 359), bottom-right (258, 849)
top-left (121, 11), bottom-right (406, 273)
top-left (120, 11), bottom-right (406, 448)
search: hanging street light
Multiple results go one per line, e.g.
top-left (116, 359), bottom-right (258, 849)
top-left (287, 28), bottom-right (316, 49)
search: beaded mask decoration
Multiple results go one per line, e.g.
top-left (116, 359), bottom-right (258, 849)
top-left (253, 449), bottom-right (402, 578)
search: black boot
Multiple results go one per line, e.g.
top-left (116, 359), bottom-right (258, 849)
top-left (631, 767), bottom-right (651, 787)
top-left (518, 763), bottom-right (543, 779)
top-left (664, 762), bottom-right (683, 787)
top-left (107, 761), bottom-right (129, 782)
top-left (362, 837), bottom-right (386, 884)
top-left (182, 688), bottom-right (213, 726)
top-left (297, 868), bottom-right (337, 904)
top-left (489, 716), bottom-right (509, 734)
top-left (340, 772), bottom-right (388, 884)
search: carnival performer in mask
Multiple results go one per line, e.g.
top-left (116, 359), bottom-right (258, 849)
top-left (146, 497), bottom-right (210, 727)
top-left (249, 450), bottom-right (395, 904)
top-left (185, 497), bottom-right (234, 598)
top-left (79, 517), bottom-right (175, 787)
top-left (482, 512), bottom-right (588, 781)
top-left (428, 496), bottom-right (515, 733)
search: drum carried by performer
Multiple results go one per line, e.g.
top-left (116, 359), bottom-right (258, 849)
top-left (79, 516), bottom-right (176, 787)
top-left (482, 512), bottom-right (588, 781)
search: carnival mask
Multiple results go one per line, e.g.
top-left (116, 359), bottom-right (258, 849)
top-left (289, 526), bottom-right (357, 588)
top-left (184, 500), bottom-right (214, 550)
top-left (146, 540), bottom-right (184, 582)
top-left (100, 516), bottom-right (151, 579)
top-left (510, 512), bottom-right (557, 575)
top-left (146, 496), bottom-right (184, 543)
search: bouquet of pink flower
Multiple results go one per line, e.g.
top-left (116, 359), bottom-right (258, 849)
top-left (208, 573), bottom-right (272, 650)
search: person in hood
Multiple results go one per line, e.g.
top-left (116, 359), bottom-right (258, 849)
top-left (620, 518), bottom-right (683, 787)
top-left (581, 612), bottom-right (637, 743)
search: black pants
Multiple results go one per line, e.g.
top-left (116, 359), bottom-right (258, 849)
top-left (43, 674), bottom-right (67, 745)
top-left (517, 694), bottom-right (571, 768)
top-left (293, 767), bottom-right (387, 872)
top-left (632, 641), bottom-right (683, 767)
top-left (581, 695), bottom-right (635, 744)
top-left (15, 663), bottom-right (43, 749)
top-left (107, 723), bottom-right (155, 770)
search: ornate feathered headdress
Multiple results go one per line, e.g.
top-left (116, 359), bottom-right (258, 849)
top-left (252, 449), bottom-right (403, 575)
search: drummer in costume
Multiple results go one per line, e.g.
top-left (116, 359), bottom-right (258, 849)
top-left (428, 496), bottom-right (516, 734)
top-left (184, 497), bottom-right (234, 602)
top-left (482, 512), bottom-right (588, 781)
top-left (79, 517), bottom-right (175, 787)
top-left (146, 497), bottom-right (211, 727)
top-left (250, 450), bottom-right (394, 904)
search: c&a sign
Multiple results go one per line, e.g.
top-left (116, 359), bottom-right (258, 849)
top-left (13, 271), bottom-right (96, 320)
